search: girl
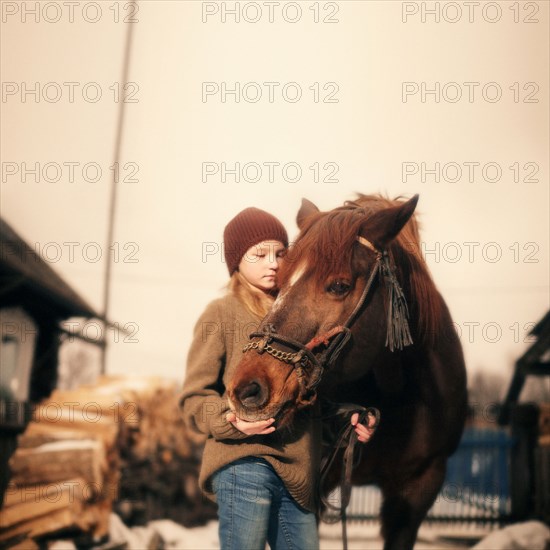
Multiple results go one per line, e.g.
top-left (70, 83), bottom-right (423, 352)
top-left (180, 207), bottom-right (374, 550)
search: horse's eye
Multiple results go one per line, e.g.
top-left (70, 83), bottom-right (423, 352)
top-left (327, 280), bottom-right (351, 296)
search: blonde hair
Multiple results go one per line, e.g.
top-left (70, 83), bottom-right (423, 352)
top-left (227, 271), bottom-right (276, 318)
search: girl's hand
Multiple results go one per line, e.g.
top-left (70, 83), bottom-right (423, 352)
top-left (226, 411), bottom-right (276, 436)
top-left (351, 412), bottom-right (377, 443)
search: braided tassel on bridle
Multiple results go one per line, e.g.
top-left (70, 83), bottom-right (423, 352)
top-left (379, 251), bottom-right (413, 352)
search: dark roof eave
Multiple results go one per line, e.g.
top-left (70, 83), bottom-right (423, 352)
top-left (31, 280), bottom-right (103, 321)
top-left (1, 217), bottom-right (101, 319)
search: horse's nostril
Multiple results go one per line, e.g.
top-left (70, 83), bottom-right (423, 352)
top-left (241, 382), bottom-right (260, 399)
top-left (235, 381), bottom-right (266, 407)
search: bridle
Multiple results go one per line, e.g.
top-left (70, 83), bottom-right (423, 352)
top-left (242, 235), bottom-right (413, 402)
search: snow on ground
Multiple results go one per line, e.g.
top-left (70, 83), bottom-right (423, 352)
top-left (471, 521), bottom-right (550, 550)
top-left (319, 521), bottom-right (475, 549)
top-left (148, 519), bottom-right (220, 550)
top-left (101, 514), bottom-right (480, 550)
top-left (85, 514), bottom-right (548, 550)
top-left (106, 514), bottom-right (474, 550)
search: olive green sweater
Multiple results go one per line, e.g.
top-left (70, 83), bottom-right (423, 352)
top-left (179, 293), bottom-right (322, 512)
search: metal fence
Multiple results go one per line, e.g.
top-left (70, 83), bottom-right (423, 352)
top-left (327, 427), bottom-right (514, 526)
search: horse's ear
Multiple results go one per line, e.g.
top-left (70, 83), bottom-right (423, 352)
top-left (360, 194), bottom-right (419, 248)
top-left (297, 198), bottom-right (320, 229)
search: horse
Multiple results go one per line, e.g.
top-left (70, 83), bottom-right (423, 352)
top-left (227, 194), bottom-right (468, 550)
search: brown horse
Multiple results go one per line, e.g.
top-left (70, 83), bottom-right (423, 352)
top-left (227, 194), bottom-right (467, 550)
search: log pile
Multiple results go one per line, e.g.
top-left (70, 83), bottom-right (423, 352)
top-left (0, 376), bottom-right (214, 548)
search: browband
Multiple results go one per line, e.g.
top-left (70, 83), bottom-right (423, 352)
top-left (356, 235), bottom-right (380, 255)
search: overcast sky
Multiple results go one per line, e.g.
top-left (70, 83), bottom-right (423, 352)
top-left (2, 1), bottom-right (548, 384)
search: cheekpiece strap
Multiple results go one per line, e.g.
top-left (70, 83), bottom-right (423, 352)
top-left (356, 237), bottom-right (413, 351)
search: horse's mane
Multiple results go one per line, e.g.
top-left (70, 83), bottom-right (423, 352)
top-left (281, 193), bottom-right (443, 345)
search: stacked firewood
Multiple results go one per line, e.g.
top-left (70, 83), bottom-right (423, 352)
top-left (109, 376), bottom-right (216, 527)
top-left (0, 376), bottom-right (213, 548)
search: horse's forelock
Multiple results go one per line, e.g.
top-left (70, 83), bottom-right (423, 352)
top-left (280, 207), bottom-right (365, 290)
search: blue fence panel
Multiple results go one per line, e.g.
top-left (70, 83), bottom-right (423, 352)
top-left (334, 426), bottom-right (514, 524)
top-left (428, 426), bottom-right (514, 521)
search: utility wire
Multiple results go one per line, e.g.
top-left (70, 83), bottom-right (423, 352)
top-left (102, 4), bottom-right (137, 375)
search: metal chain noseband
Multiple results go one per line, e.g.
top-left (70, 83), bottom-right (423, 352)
top-left (242, 340), bottom-right (304, 365)
top-left (244, 323), bottom-right (326, 396)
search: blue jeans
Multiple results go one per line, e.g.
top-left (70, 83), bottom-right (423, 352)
top-left (211, 457), bottom-right (319, 550)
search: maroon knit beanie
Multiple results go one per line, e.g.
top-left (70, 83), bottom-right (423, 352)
top-left (223, 207), bottom-right (288, 275)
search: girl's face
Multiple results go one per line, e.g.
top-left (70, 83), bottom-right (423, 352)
top-left (238, 240), bottom-right (286, 292)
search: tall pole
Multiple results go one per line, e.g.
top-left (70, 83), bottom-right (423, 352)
top-left (101, 5), bottom-right (137, 375)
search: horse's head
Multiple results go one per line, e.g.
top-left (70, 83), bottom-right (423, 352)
top-left (227, 194), bottom-right (433, 429)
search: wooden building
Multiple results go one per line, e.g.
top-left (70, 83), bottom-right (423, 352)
top-left (498, 309), bottom-right (550, 523)
top-left (0, 217), bottom-right (103, 504)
